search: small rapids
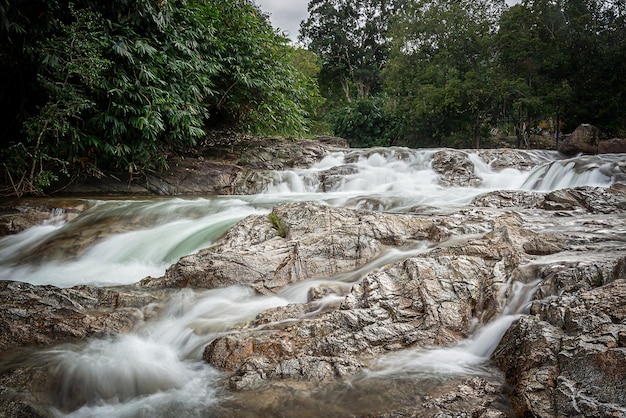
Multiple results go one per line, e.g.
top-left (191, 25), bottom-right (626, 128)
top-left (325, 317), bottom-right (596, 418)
top-left (1, 147), bottom-right (625, 416)
top-left (2, 148), bottom-right (622, 288)
top-left (45, 286), bottom-right (290, 417)
top-left (362, 279), bottom-right (541, 380)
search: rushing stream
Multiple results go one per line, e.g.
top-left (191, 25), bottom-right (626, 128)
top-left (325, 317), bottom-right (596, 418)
top-left (1, 148), bottom-right (625, 417)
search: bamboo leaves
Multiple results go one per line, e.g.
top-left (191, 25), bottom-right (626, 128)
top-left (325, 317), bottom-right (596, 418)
top-left (1, 0), bottom-right (314, 194)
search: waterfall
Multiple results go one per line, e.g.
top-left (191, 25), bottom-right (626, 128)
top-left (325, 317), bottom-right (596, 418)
top-left (521, 154), bottom-right (624, 190)
top-left (0, 198), bottom-right (265, 287)
top-left (361, 279), bottom-right (540, 380)
top-left (0, 149), bottom-right (622, 288)
top-left (1, 148), bottom-right (624, 416)
top-left (47, 286), bottom-right (289, 417)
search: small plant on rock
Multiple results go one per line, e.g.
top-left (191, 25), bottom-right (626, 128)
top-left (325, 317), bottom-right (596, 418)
top-left (268, 212), bottom-right (288, 238)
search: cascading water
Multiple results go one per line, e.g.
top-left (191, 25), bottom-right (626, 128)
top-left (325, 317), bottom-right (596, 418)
top-left (1, 148), bottom-right (624, 417)
top-left (362, 279), bottom-right (541, 381)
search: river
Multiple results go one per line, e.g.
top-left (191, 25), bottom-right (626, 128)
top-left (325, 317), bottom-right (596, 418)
top-left (0, 147), bottom-right (624, 417)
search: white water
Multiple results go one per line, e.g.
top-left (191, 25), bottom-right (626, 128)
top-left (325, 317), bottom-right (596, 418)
top-left (1, 148), bottom-right (624, 416)
top-left (1, 149), bottom-right (623, 287)
top-left (361, 279), bottom-right (541, 381)
top-left (47, 286), bottom-right (290, 417)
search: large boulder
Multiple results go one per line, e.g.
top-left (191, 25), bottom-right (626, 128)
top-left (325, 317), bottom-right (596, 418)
top-left (559, 124), bottom-right (600, 155)
top-left (0, 281), bottom-right (162, 351)
top-left (598, 137), bottom-right (626, 154)
top-left (140, 201), bottom-right (447, 292)
top-left (494, 271), bottom-right (626, 417)
top-left (472, 184), bottom-right (626, 213)
top-left (431, 149), bottom-right (482, 187)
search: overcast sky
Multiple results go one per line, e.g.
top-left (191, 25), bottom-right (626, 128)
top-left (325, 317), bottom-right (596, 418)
top-left (255, 0), bottom-right (310, 43)
top-left (255, 0), bottom-right (521, 44)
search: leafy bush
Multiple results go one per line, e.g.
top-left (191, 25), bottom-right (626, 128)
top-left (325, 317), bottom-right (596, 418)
top-left (0, 0), bottom-right (313, 195)
top-left (330, 96), bottom-right (402, 147)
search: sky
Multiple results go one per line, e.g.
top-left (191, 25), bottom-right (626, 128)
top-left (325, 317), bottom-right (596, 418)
top-left (255, 0), bottom-right (310, 43)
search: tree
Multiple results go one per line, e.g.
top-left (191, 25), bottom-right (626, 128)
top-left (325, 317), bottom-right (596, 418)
top-left (0, 0), bottom-right (313, 196)
top-left (560, 0), bottom-right (626, 134)
top-left (299, 0), bottom-right (403, 104)
top-left (494, 1), bottom-right (568, 147)
top-left (290, 47), bottom-right (330, 134)
top-left (495, 0), bottom-right (626, 141)
top-left (384, 0), bottom-right (505, 147)
top-left (204, 0), bottom-right (310, 135)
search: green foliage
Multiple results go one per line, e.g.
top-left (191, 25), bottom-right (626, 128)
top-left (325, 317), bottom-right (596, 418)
top-left (384, 0), bottom-right (504, 147)
top-left (290, 47), bottom-right (331, 135)
top-left (330, 96), bottom-right (401, 147)
top-left (1, 0), bottom-right (313, 195)
top-left (2, 0), bottom-right (625, 196)
top-left (493, 0), bottom-right (626, 138)
top-left (206, 0), bottom-right (310, 136)
top-left (300, 0), bottom-right (626, 147)
top-left (300, 0), bottom-right (403, 105)
top-left (268, 212), bottom-right (289, 238)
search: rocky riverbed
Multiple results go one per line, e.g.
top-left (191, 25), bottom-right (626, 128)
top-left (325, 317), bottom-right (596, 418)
top-left (0, 139), bottom-right (625, 417)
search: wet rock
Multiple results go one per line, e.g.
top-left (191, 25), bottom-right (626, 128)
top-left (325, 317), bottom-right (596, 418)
top-left (307, 283), bottom-right (350, 302)
top-left (598, 137), bottom-right (626, 154)
top-left (522, 235), bottom-right (563, 255)
top-left (0, 281), bottom-right (161, 351)
top-left (533, 259), bottom-right (617, 300)
top-left (559, 123), bottom-right (600, 155)
top-left (472, 184), bottom-right (626, 213)
top-left (541, 184), bottom-right (626, 213)
top-left (494, 267), bottom-right (626, 417)
top-left (0, 359), bottom-right (49, 418)
top-left (342, 147), bottom-right (415, 164)
top-left (471, 190), bottom-right (545, 209)
top-left (61, 136), bottom-right (349, 195)
top-left (431, 149), bottom-right (482, 187)
top-left (217, 373), bottom-right (510, 418)
top-left (318, 164), bottom-right (360, 192)
top-left (141, 202), bottom-right (446, 292)
top-left (202, 212), bottom-right (549, 390)
top-left (0, 199), bottom-right (88, 237)
top-left (229, 169), bottom-right (276, 195)
top-left (420, 376), bottom-right (510, 418)
top-left (145, 160), bottom-right (239, 195)
top-left (476, 148), bottom-right (538, 171)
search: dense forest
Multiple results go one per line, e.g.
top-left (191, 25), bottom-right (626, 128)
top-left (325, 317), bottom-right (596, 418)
top-left (1, 0), bottom-right (625, 195)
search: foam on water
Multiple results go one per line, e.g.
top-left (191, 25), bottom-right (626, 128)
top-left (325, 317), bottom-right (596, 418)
top-left (46, 286), bottom-right (289, 416)
top-left (1, 148), bottom-right (623, 416)
top-left (0, 198), bottom-right (264, 287)
top-left (362, 279), bottom-right (540, 380)
top-left (1, 149), bottom-right (622, 288)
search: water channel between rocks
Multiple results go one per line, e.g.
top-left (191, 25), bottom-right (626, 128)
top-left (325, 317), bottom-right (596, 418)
top-left (1, 147), bottom-right (625, 417)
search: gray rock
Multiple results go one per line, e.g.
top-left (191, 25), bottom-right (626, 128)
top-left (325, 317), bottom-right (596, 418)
top-left (494, 269), bottom-right (626, 417)
top-left (201, 211), bottom-right (552, 390)
top-left (476, 148), bottom-right (538, 171)
top-left (431, 149), bottom-right (482, 187)
top-left (0, 281), bottom-right (162, 351)
top-left (140, 202), bottom-right (446, 292)
top-left (559, 123), bottom-right (600, 155)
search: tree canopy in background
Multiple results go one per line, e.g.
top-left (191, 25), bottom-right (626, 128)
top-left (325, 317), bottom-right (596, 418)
top-left (299, 0), bottom-right (403, 103)
top-left (302, 0), bottom-right (626, 148)
top-left (0, 0), bottom-right (316, 195)
top-left (1, 0), bottom-right (625, 196)
top-left (385, 0), bottom-right (505, 148)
